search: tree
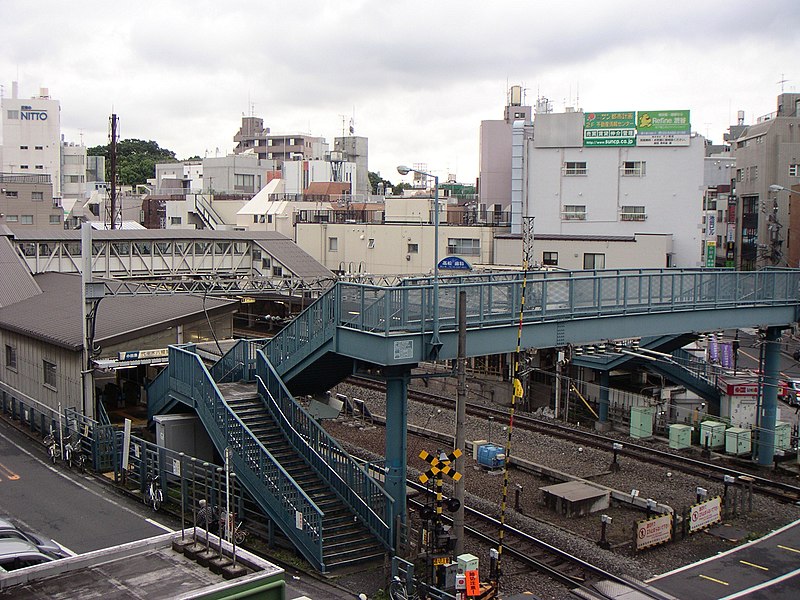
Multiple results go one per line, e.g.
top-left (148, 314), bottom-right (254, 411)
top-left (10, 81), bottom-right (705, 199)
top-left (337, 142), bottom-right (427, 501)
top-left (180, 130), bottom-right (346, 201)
top-left (87, 139), bottom-right (178, 186)
top-left (368, 171), bottom-right (394, 195)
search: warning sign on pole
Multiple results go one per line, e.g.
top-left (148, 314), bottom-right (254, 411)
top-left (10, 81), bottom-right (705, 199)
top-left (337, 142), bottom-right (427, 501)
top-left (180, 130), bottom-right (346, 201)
top-left (690, 496), bottom-right (722, 533)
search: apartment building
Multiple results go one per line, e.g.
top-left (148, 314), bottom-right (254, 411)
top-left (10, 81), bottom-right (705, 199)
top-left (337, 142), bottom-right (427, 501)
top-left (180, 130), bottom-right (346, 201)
top-left (0, 173), bottom-right (63, 229)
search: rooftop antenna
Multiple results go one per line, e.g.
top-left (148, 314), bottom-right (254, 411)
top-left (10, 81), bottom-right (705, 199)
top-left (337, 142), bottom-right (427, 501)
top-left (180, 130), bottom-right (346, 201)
top-left (777, 74), bottom-right (788, 93)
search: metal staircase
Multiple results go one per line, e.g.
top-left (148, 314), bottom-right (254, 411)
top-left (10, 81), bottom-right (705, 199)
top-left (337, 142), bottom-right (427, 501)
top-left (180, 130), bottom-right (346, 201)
top-left (148, 343), bottom-right (392, 573)
top-left (220, 382), bottom-right (386, 570)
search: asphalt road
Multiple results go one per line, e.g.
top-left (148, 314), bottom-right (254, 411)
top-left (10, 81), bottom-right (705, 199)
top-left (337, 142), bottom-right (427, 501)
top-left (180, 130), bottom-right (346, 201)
top-left (0, 419), bottom-right (170, 554)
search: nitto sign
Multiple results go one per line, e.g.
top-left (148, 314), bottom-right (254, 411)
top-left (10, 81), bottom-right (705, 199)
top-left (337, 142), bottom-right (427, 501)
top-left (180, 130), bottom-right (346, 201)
top-left (20, 105), bottom-right (48, 121)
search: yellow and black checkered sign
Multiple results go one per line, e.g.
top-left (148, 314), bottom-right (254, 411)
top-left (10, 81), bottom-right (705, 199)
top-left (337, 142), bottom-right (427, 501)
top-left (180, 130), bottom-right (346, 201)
top-left (418, 449), bottom-right (462, 483)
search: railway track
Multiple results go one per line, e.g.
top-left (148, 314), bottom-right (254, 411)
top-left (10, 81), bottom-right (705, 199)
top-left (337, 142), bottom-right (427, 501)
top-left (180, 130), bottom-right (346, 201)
top-left (349, 376), bottom-right (800, 504)
top-left (405, 481), bottom-right (666, 598)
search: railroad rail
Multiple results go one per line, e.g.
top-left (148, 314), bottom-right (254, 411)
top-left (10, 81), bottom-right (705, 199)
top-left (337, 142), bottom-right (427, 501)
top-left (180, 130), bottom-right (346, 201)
top-left (349, 376), bottom-right (800, 504)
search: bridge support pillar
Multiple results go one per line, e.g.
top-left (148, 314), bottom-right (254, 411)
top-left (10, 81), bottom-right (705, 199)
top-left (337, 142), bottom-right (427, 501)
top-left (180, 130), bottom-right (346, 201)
top-left (384, 365), bottom-right (411, 548)
top-left (594, 370), bottom-right (611, 432)
top-left (757, 326), bottom-right (782, 467)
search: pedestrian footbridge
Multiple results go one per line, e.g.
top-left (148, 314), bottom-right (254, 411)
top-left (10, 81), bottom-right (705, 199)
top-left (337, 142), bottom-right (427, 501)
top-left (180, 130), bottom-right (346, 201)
top-left (149, 267), bottom-right (800, 570)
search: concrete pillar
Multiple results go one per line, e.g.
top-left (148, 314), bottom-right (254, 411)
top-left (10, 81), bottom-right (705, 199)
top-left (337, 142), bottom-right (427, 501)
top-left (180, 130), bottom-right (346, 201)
top-left (599, 370), bottom-right (609, 423)
top-left (384, 365), bottom-right (411, 547)
top-left (757, 326), bottom-right (782, 466)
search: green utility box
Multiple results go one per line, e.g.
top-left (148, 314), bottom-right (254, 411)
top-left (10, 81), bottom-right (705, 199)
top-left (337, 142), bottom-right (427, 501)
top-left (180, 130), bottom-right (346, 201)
top-left (669, 424), bottom-right (693, 450)
top-left (775, 421), bottom-right (792, 451)
top-left (725, 427), bottom-right (751, 456)
top-left (630, 406), bottom-right (655, 439)
top-left (700, 420), bottom-right (726, 450)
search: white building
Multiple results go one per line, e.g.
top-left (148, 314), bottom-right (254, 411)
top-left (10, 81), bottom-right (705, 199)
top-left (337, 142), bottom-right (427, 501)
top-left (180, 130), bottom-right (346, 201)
top-left (1, 82), bottom-right (62, 197)
top-left (60, 140), bottom-right (87, 212)
top-left (521, 110), bottom-right (705, 267)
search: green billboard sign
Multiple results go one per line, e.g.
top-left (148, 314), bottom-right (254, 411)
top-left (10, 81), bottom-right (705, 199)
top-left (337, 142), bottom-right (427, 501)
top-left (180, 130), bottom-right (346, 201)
top-left (584, 112), bottom-right (636, 147)
top-left (637, 110), bottom-right (691, 146)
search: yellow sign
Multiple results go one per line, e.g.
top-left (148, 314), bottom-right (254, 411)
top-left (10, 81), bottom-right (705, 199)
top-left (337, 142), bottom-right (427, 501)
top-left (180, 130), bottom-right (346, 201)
top-left (432, 556), bottom-right (449, 566)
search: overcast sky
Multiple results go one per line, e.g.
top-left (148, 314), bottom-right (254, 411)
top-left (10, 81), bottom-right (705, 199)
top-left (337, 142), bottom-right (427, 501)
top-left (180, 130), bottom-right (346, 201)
top-left (2, 0), bottom-right (799, 185)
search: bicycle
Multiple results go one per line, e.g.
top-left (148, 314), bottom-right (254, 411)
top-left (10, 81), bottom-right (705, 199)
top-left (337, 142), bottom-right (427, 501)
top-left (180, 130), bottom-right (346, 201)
top-left (144, 474), bottom-right (163, 511)
top-left (388, 576), bottom-right (414, 600)
top-left (219, 511), bottom-right (247, 544)
top-left (43, 433), bottom-right (61, 464)
top-left (64, 438), bottom-right (87, 473)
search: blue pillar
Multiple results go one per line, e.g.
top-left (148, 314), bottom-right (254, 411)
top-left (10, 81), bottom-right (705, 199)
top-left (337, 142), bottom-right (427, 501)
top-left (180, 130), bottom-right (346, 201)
top-left (384, 366), bottom-right (410, 546)
top-left (757, 327), bottom-right (781, 466)
top-left (599, 370), bottom-right (609, 423)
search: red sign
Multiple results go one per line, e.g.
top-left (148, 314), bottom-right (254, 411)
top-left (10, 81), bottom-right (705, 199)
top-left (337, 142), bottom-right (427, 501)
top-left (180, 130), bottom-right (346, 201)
top-left (465, 570), bottom-right (480, 597)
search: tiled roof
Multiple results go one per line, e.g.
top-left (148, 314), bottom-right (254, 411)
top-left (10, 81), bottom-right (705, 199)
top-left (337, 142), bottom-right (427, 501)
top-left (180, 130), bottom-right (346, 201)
top-left (0, 236), bottom-right (41, 308)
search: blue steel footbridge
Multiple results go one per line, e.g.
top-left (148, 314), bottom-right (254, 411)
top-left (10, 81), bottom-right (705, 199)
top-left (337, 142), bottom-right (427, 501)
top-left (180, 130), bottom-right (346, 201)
top-left (149, 267), bottom-right (800, 571)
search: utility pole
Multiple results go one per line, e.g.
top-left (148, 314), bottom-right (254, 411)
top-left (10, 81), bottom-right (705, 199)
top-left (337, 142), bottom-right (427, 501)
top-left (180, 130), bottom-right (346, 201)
top-left (453, 290), bottom-right (467, 555)
top-left (109, 114), bottom-right (119, 229)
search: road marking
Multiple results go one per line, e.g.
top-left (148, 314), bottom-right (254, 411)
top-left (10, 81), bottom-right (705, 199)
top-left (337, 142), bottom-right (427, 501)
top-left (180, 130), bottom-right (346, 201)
top-left (778, 544), bottom-right (800, 554)
top-left (145, 518), bottom-right (174, 533)
top-left (0, 461), bottom-right (20, 480)
top-left (739, 560), bottom-right (768, 571)
top-left (718, 567), bottom-right (800, 599)
top-left (699, 574), bottom-right (729, 585)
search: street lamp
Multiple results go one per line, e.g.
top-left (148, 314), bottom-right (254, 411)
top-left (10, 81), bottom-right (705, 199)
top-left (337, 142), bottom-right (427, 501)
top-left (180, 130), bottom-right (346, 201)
top-left (397, 164), bottom-right (442, 359)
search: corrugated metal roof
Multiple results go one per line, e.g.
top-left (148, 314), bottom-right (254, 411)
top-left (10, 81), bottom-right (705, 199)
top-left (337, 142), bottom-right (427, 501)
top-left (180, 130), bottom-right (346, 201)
top-left (257, 238), bottom-right (334, 279)
top-left (9, 229), bottom-right (291, 241)
top-left (495, 233), bottom-right (637, 242)
top-left (0, 236), bottom-right (41, 308)
top-left (0, 272), bottom-right (236, 351)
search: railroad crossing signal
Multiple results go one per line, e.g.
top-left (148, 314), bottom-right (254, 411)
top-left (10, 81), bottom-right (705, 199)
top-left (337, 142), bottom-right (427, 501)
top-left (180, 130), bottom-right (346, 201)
top-left (419, 448), bottom-right (462, 484)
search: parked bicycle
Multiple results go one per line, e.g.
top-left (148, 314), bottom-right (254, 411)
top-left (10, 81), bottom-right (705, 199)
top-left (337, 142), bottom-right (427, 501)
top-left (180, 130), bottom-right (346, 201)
top-left (144, 473), bottom-right (163, 511)
top-left (64, 436), bottom-right (87, 473)
top-left (220, 511), bottom-right (247, 545)
top-left (43, 433), bottom-right (61, 464)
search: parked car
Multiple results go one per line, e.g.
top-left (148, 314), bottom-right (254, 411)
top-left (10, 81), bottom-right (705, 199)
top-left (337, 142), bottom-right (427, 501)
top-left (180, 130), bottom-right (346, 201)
top-left (0, 517), bottom-right (67, 559)
top-left (0, 538), bottom-right (56, 571)
top-left (783, 379), bottom-right (800, 407)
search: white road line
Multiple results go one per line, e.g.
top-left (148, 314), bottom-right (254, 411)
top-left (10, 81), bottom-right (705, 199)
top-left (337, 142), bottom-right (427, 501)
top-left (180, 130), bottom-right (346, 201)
top-left (0, 430), bottom-right (164, 526)
top-left (145, 518), bottom-right (174, 533)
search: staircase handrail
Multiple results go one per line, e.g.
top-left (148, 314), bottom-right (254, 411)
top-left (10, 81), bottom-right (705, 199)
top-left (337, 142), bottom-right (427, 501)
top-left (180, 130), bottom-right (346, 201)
top-left (170, 346), bottom-right (326, 569)
top-left (210, 338), bottom-right (271, 383)
top-left (256, 353), bottom-right (393, 549)
top-left (263, 285), bottom-right (338, 375)
top-left (146, 365), bottom-right (172, 419)
top-left (193, 193), bottom-right (225, 230)
top-left (670, 348), bottom-right (726, 384)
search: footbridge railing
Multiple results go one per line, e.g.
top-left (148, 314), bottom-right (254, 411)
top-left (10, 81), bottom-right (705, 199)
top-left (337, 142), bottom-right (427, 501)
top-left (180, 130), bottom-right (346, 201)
top-left (256, 351), bottom-right (394, 550)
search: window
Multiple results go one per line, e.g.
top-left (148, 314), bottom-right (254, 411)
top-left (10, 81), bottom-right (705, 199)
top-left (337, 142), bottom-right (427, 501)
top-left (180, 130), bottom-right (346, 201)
top-left (407, 243), bottom-right (419, 254)
top-left (20, 215), bottom-right (33, 224)
top-left (20, 145), bottom-right (28, 150)
top-left (19, 165), bottom-right (29, 170)
top-left (542, 252), bottom-right (558, 266)
top-left (447, 238), bottom-right (480, 256)
top-left (563, 161), bottom-right (587, 176)
top-left (7, 110), bottom-right (18, 119)
top-left (32, 191), bottom-right (44, 201)
top-left (63, 154), bottom-right (84, 165)
top-left (583, 253), bottom-right (605, 269)
top-left (5, 345), bottom-right (16, 370)
top-left (43, 360), bottom-right (57, 389)
top-left (620, 205), bottom-right (647, 221)
top-left (789, 164), bottom-right (799, 177)
top-left (562, 205), bottom-right (586, 220)
top-left (35, 145), bottom-right (43, 150)
top-left (170, 216), bottom-right (182, 225)
top-left (6, 215), bottom-right (18, 222)
top-left (272, 266), bottom-right (283, 277)
top-left (234, 173), bottom-right (255, 192)
top-left (622, 161), bottom-right (646, 176)
top-left (261, 257), bottom-right (271, 269)
top-left (747, 166), bottom-right (758, 181)
top-left (367, 238), bottom-right (375, 249)
top-left (67, 175), bottom-right (83, 183)
top-left (328, 237), bottom-right (338, 252)
top-left (49, 214), bottom-right (61, 224)
top-left (35, 165), bottom-right (44, 170)
top-left (5, 190), bottom-right (18, 197)
top-left (736, 169), bottom-right (743, 182)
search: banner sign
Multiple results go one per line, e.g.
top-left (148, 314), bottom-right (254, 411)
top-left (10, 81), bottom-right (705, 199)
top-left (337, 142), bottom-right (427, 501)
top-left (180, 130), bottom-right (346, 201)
top-left (690, 497), bottom-right (722, 533)
top-left (584, 109), bottom-right (691, 147)
top-left (584, 112), bottom-right (636, 146)
top-left (637, 110), bottom-right (691, 146)
top-left (706, 241), bottom-right (717, 267)
top-left (636, 513), bottom-right (673, 551)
